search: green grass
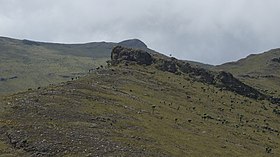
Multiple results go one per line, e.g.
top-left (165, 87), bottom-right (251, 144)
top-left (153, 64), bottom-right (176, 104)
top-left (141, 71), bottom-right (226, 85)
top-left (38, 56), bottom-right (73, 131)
top-left (216, 49), bottom-right (280, 76)
top-left (215, 48), bottom-right (280, 97)
top-left (0, 37), bottom-right (111, 95)
top-left (0, 63), bottom-right (279, 156)
top-left (0, 37), bottom-right (152, 96)
top-left (0, 40), bottom-right (280, 156)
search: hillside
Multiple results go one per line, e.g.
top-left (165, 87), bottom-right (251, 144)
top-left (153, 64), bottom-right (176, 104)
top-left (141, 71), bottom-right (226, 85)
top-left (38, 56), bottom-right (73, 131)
top-left (0, 46), bottom-right (279, 156)
top-left (0, 37), bottom-right (148, 95)
top-left (215, 48), bottom-right (280, 98)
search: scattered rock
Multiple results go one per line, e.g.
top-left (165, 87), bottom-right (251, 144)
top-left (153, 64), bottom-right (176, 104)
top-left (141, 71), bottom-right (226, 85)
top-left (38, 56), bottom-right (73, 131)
top-left (0, 77), bottom-right (7, 81)
top-left (22, 39), bottom-right (40, 46)
top-left (0, 76), bottom-right (18, 81)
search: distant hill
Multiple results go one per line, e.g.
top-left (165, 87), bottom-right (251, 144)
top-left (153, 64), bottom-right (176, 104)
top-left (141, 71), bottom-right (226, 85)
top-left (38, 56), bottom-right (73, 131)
top-left (0, 36), bottom-right (149, 95)
top-left (118, 39), bottom-right (148, 49)
top-left (215, 48), bottom-right (280, 98)
top-left (0, 46), bottom-right (279, 156)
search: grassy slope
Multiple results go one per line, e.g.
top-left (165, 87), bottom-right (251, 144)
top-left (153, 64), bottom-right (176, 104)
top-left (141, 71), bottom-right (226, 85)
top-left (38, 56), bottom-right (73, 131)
top-left (0, 37), bottom-right (149, 95)
top-left (0, 63), bottom-right (279, 156)
top-left (215, 49), bottom-right (280, 97)
top-left (0, 37), bottom-right (110, 95)
top-left (216, 49), bottom-right (280, 75)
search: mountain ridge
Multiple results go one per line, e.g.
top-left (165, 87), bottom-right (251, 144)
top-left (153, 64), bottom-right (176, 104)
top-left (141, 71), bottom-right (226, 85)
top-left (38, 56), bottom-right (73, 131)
top-left (2, 35), bottom-right (280, 101)
top-left (111, 46), bottom-right (280, 103)
top-left (214, 48), bottom-right (280, 99)
top-left (0, 46), bottom-right (279, 156)
top-left (0, 36), bottom-right (151, 95)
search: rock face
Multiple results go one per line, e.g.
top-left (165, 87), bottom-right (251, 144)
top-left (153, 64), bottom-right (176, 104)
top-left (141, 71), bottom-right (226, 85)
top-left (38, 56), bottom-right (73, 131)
top-left (271, 57), bottom-right (280, 63)
top-left (215, 71), bottom-right (265, 100)
top-left (155, 59), bottom-right (177, 73)
top-left (177, 63), bottom-right (265, 100)
top-left (178, 62), bottom-right (215, 84)
top-left (109, 46), bottom-right (274, 102)
top-left (154, 58), bottom-right (214, 84)
top-left (111, 46), bottom-right (153, 65)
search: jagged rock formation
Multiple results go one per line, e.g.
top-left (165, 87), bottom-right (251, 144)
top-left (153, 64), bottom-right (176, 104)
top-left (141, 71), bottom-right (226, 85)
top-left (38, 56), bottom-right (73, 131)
top-left (111, 46), bottom-right (272, 102)
top-left (155, 58), bottom-right (177, 73)
top-left (1, 45), bottom-right (280, 156)
top-left (178, 66), bottom-right (266, 100)
top-left (215, 71), bottom-right (265, 99)
top-left (177, 62), bottom-right (215, 84)
top-left (111, 46), bottom-right (153, 65)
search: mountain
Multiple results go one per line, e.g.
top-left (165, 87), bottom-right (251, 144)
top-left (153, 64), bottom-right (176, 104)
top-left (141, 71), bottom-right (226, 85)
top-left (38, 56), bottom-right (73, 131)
top-left (0, 37), bottom-right (149, 95)
top-left (215, 48), bottom-right (280, 98)
top-left (0, 46), bottom-right (279, 156)
top-left (118, 39), bottom-right (148, 49)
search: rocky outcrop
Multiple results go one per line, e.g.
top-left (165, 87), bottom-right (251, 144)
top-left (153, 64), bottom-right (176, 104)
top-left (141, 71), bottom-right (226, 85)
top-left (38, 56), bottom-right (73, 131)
top-left (270, 97), bottom-right (280, 104)
top-left (154, 58), bottom-right (214, 84)
top-left (271, 57), bottom-right (280, 63)
top-left (215, 71), bottom-right (266, 100)
top-left (177, 63), bottom-right (265, 100)
top-left (155, 59), bottom-right (177, 73)
top-left (109, 46), bottom-right (273, 102)
top-left (178, 62), bottom-right (215, 84)
top-left (111, 46), bottom-right (153, 65)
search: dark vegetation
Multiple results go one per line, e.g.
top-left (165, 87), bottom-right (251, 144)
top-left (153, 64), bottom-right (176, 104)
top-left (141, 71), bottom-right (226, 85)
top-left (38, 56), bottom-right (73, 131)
top-left (0, 46), bottom-right (279, 156)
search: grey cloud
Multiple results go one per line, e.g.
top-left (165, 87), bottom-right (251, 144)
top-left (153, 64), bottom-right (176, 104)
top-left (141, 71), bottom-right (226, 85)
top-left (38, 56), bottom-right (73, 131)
top-left (0, 0), bottom-right (280, 64)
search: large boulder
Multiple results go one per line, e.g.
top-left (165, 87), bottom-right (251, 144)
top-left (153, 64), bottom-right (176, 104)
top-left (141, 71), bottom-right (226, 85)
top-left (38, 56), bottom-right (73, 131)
top-left (111, 46), bottom-right (153, 65)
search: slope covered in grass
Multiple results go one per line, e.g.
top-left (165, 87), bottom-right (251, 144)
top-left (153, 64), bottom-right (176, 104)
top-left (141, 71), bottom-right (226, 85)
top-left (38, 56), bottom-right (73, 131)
top-left (0, 37), bottom-right (148, 95)
top-left (215, 48), bottom-right (280, 98)
top-left (0, 47), bottom-right (279, 156)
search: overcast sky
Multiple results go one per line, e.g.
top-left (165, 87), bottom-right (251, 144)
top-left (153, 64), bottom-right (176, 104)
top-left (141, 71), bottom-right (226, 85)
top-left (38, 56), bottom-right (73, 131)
top-left (0, 0), bottom-right (280, 64)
